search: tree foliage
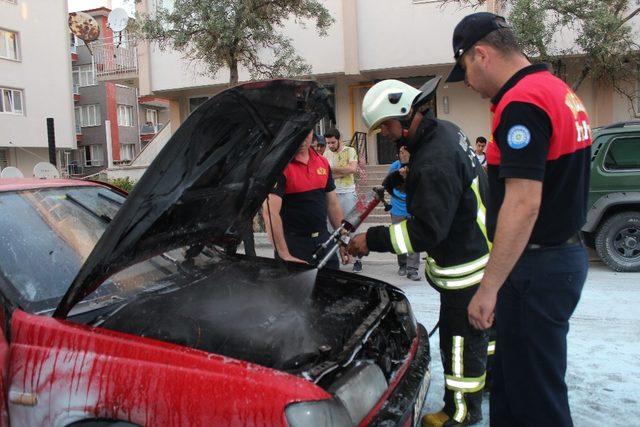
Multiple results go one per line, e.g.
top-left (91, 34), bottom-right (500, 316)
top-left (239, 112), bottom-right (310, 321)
top-left (132, 0), bottom-right (334, 85)
top-left (440, 0), bottom-right (640, 110)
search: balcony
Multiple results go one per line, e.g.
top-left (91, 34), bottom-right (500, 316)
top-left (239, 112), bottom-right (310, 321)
top-left (70, 43), bottom-right (78, 61)
top-left (75, 124), bottom-right (82, 142)
top-left (139, 96), bottom-right (170, 109)
top-left (140, 123), bottom-right (164, 143)
top-left (93, 37), bottom-right (138, 84)
top-left (73, 84), bottom-right (80, 102)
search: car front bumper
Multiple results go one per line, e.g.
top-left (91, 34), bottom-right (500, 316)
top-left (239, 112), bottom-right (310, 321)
top-left (368, 323), bottom-right (431, 427)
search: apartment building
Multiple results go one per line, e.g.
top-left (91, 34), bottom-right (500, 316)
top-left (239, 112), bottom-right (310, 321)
top-left (70, 6), bottom-right (169, 176)
top-left (0, 0), bottom-right (76, 176)
top-left (132, 0), bottom-right (640, 165)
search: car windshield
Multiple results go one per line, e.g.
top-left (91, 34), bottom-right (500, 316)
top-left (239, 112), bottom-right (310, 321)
top-left (0, 185), bottom-right (177, 314)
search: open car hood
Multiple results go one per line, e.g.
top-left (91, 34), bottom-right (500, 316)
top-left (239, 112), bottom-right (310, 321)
top-left (53, 80), bottom-right (333, 319)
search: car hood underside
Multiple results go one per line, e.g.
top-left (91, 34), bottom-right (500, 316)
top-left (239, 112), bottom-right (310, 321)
top-left (96, 257), bottom-right (386, 375)
top-left (54, 80), bottom-right (333, 319)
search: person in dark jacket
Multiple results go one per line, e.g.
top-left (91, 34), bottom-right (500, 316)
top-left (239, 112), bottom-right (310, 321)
top-left (349, 77), bottom-right (490, 426)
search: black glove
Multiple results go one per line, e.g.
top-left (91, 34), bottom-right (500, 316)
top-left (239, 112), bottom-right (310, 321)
top-left (382, 170), bottom-right (405, 195)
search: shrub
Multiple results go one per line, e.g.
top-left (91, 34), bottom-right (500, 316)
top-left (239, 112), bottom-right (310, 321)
top-left (110, 177), bottom-right (136, 193)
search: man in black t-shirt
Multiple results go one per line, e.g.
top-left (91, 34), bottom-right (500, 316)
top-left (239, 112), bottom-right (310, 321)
top-left (262, 131), bottom-right (345, 269)
top-left (446, 13), bottom-right (591, 426)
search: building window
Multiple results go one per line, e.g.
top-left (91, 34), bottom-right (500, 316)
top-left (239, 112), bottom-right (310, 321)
top-left (0, 29), bottom-right (19, 60)
top-left (0, 149), bottom-right (8, 169)
top-left (188, 96), bottom-right (208, 114)
top-left (84, 145), bottom-right (104, 167)
top-left (120, 143), bottom-right (137, 161)
top-left (76, 104), bottom-right (101, 127)
top-left (604, 137), bottom-right (640, 171)
top-left (0, 87), bottom-right (23, 115)
top-left (118, 105), bottom-right (134, 127)
top-left (145, 108), bottom-right (158, 124)
top-left (72, 64), bottom-right (96, 87)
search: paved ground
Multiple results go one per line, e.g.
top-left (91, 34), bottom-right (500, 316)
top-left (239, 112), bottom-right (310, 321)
top-left (351, 259), bottom-right (640, 426)
top-left (249, 236), bottom-right (640, 426)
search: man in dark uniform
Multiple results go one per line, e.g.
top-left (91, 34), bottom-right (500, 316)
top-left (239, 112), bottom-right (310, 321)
top-left (349, 78), bottom-right (491, 426)
top-left (262, 130), bottom-right (344, 269)
top-left (446, 12), bottom-right (592, 426)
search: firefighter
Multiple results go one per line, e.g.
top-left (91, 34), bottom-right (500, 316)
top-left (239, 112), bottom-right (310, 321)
top-left (447, 13), bottom-right (591, 425)
top-left (348, 78), bottom-right (490, 426)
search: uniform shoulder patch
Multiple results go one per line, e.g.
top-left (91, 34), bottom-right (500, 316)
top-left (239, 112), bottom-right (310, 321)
top-left (507, 125), bottom-right (531, 149)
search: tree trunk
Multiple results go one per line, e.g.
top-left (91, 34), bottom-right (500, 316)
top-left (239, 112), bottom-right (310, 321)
top-left (572, 64), bottom-right (591, 92)
top-left (229, 60), bottom-right (239, 86)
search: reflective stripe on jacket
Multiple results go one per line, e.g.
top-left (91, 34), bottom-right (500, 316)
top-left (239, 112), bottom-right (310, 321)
top-left (367, 116), bottom-right (491, 291)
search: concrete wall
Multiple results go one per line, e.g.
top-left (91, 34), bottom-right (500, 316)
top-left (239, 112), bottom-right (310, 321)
top-left (0, 0), bottom-right (75, 169)
top-left (356, 0), bottom-right (479, 72)
top-left (4, 147), bottom-right (50, 177)
top-left (144, 0), bottom-right (345, 92)
top-left (131, 121), bottom-right (172, 166)
top-left (116, 84), bottom-right (139, 149)
top-left (136, 0), bottom-right (640, 165)
top-left (77, 83), bottom-right (107, 146)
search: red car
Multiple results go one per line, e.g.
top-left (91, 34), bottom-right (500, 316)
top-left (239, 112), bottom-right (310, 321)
top-left (0, 80), bottom-right (430, 426)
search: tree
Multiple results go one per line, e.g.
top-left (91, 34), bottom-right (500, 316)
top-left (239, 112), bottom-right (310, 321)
top-left (132, 0), bottom-right (334, 85)
top-left (440, 0), bottom-right (640, 112)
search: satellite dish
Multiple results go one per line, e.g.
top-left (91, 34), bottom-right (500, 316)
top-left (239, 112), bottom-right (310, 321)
top-left (68, 11), bottom-right (100, 54)
top-left (33, 162), bottom-right (60, 179)
top-left (108, 8), bottom-right (129, 33)
top-left (0, 167), bottom-right (24, 179)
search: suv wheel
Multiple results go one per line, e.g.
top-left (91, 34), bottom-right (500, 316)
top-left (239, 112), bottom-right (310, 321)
top-left (595, 212), bottom-right (640, 272)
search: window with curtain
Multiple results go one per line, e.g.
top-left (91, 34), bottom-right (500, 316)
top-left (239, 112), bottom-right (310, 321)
top-left (0, 29), bottom-right (19, 60)
top-left (117, 105), bottom-right (134, 126)
top-left (0, 87), bottom-right (23, 115)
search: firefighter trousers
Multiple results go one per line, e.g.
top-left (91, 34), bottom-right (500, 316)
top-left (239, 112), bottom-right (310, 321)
top-left (439, 286), bottom-right (489, 423)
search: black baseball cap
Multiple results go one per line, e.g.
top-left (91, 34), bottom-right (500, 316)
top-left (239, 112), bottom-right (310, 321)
top-left (445, 12), bottom-right (510, 83)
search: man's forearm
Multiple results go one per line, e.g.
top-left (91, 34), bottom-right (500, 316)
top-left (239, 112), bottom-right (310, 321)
top-left (481, 194), bottom-right (539, 292)
top-left (327, 196), bottom-right (344, 230)
top-left (332, 163), bottom-right (357, 176)
top-left (262, 206), bottom-right (291, 257)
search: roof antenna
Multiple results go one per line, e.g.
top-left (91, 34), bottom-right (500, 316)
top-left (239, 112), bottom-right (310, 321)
top-left (33, 162), bottom-right (60, 179)
top-left (68, 11), bottom-right (101, 55)
top-left (107, 8), bottom-right (130, 49)
top-left (0, 167), bottom-right (24, 179)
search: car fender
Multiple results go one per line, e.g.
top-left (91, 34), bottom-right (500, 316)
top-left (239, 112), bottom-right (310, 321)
top-left (7, 309), bottom-right (330, 427)
top-left (582, 192), bottom-right (640, 232)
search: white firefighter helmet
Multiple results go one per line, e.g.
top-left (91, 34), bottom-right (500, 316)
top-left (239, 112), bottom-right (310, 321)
top-left (362, 80), bottom-right (421, 131)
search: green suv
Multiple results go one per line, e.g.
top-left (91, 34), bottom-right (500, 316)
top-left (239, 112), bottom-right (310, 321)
top-left (582, 121), bottom-right (640, 271)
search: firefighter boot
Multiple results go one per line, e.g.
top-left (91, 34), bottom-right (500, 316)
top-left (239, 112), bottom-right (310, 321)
top-left (422, 411), bottom-right (482, 427)
top-left (422, 411), bottom-right (450, 427)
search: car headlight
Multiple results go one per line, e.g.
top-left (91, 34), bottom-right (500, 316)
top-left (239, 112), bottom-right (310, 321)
top-left (394, 298), bottom-right (417, 334)
top-left (286, 363), bottom-right (389, 427)
top-left (285, 398), bottom-right (352, 427)
top-left (329, 362), bottom-right (388, 425)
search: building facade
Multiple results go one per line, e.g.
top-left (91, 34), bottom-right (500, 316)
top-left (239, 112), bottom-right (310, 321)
top-left (70, 7), bottom-right (169, 177)
top-left (130, 0), bottom-right (640, 166)
top-left (0, 0), bottom-right (76, 176)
